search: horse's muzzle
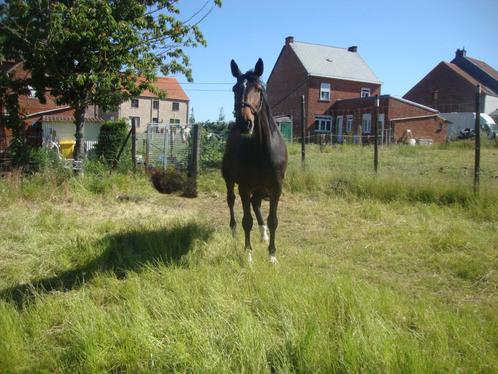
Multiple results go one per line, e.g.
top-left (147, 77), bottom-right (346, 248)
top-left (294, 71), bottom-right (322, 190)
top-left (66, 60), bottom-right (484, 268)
top-left (241, 120), bottom-right (254, 135)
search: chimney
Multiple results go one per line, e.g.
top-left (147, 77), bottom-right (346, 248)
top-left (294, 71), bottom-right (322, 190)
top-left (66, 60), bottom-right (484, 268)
top-left (455, 48), bottom-right (467, 58)
top-left (348, 46), bottom-right (358, 52)
top-left (285, 36), bottom-right (294, 45)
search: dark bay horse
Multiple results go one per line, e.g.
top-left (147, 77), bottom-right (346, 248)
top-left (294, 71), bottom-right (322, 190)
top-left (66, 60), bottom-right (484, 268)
top-left (222, 58), bottom-right (288, 263)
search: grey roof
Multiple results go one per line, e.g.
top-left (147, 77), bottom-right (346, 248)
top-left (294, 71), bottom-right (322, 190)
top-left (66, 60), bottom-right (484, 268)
top-left (290, 41), bottom-right (382, 84)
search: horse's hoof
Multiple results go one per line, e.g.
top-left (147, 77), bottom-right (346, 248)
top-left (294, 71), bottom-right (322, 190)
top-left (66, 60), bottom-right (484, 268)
top-left (269, 255), bottom-right (278, 265)
top-left (259, 225), bottom-right (269, 243)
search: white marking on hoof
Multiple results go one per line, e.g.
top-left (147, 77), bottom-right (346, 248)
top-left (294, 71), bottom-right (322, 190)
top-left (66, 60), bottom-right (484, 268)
top-left (248, 251), bottom-right (253, 264)
top-left (269, 255), bottom-right (278, 265)
top-left (259, 225), bottom-right (269, 243)
top-left (231, 226), bottom-right (236, 238)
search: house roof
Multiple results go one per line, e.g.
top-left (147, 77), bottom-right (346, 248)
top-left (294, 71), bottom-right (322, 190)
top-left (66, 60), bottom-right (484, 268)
top-left (289, 40), bottom-right (382, 84)
top-left (140, 77), bottom-right (189, 101)
top-left (26, 106), bottom-right (103, 124)
top-left (466, 56), bottom-right (498, 82)
top-left (41, 114), bottom-right (103, 124)
top-left (0, 61), bottom-right (21, 75)
top-left (443, 62), bottom-right (496, 95)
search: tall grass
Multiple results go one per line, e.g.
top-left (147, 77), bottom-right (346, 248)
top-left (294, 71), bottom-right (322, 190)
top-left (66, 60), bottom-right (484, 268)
top-left (0, 144), bottom-right (497, 372)
top-left (283, 143), bottom-right (498, 220)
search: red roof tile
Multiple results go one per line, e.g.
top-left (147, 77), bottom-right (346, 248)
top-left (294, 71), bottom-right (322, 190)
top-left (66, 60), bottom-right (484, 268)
top-left (141, 77), bottom-right (189, 101)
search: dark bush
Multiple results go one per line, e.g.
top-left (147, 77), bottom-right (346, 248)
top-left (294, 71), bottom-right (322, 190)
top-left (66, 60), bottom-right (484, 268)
top-left (95, 120), bottom-right (129, 166)
top-left (150, 167), bottom-right (187, 194)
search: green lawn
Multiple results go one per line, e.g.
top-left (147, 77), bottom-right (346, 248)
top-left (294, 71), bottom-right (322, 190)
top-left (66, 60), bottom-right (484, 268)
top-left (0, 143), bottom-right (497, 373)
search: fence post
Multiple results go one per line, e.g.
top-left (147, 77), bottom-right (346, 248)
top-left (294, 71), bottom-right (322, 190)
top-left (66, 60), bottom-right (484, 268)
top-left (184, 124), bottom-right (200, 198)
top-left (131, 120), bottom-right (136, 171)
top-left (301, 95), bottom-right (306, 165)
top-left (146, 124), bottom-right (151, 167)
top-left (474, 84), bottom-right (481, 194)
top-left (374, 95), bottom-right (379, 173)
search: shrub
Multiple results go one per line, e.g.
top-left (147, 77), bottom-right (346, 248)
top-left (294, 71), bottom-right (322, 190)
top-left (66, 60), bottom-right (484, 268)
top-left (95, 120), bottom-right (129, 166)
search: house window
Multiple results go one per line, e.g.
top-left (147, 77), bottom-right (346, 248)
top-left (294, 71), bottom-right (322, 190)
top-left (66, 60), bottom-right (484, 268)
top-left (172, 102), bottom-right (180, 111)
top-left (130, 116), bottom-right (140, 128)
top-left (361, 88), bottom-right (370, 98)
top-left (346, 115), bottom-right (353, 133)
top-left (153, 99), bottom-right (159, 109)
top-left (152, 117), bottom-right (159, 124)
top-left (170, 118), bottom-right (180, 124)
top-left (319, 83), bottom-right (331, 101)
top-left (27, 85), bottom-right (37, 98)
top-left (314, 115), bottom-right (332, 133)
top-left (131, 98), bottom-right (139, 108)
top-left (362, 113), bottom-right (371, 133)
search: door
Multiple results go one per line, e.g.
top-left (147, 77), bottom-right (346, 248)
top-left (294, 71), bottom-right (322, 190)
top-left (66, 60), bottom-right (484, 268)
top-left (336, 116), bottom-right (343, 143)
top-left (278, 121), bottom-right (292, 143)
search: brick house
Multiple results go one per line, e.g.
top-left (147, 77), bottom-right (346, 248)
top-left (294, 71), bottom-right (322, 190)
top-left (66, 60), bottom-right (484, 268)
top-left (404, 49), bottom-right (498, 114)
top-left (101, 77), bottom-right (189, 133)
top-left (267, 37), bottom-right (447, 144)
top-left (333, 95), bottom-right (447, 144)
top-left (268, 37), bottom-right (382, 140)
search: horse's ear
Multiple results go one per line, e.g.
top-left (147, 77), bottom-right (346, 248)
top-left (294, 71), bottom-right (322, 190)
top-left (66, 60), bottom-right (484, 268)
top-left (254, 58), bottom-right (264, 77)
top-left (230, 59), bottom-right (241, 78)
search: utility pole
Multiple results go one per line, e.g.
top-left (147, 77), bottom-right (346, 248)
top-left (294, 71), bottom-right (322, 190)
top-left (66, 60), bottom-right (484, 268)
top-left (474, 85), bottom-right (481, 194)
top-left (301, 95), bottom-right (306, 165)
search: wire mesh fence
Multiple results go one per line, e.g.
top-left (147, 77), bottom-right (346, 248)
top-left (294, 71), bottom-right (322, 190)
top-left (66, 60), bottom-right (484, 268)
top-left (138, 123), bottom-right (192, 170)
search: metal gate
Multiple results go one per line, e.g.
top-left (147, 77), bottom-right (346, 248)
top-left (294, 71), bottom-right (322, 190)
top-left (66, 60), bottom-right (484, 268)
top-left (144, 124), bottom-right (191, 169)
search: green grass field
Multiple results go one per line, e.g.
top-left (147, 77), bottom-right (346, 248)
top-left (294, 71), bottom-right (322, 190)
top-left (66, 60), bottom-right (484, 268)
top-left (0, 143), bottom-right (497, 373)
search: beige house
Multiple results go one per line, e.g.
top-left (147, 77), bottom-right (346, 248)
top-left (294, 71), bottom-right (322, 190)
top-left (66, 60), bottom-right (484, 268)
top-left (102, 77), bottom-right (189, 133)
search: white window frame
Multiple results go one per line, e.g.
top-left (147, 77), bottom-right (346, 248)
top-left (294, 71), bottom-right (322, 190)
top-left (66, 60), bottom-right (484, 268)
top-left (169, 118), bottom-right (180, 124)
top-left (361, 88), bottom-right (370, 98)
top-left (362, 113), bottom-right (371, 134)
top-left (131, 98), bottom-right (139, 108)
top-left (346, 115), bottom-right (353, 133)
top-left (153, 99), bottom-right (159, 110)
top-left (172, 102), bottom-right (180, 111)
top-left (320, 83), bottom-right (331, 101)
top-left (314, 115), bottom-right (332, 133)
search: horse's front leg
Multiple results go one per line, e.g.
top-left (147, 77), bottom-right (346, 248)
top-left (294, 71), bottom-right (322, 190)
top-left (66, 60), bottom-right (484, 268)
top-left (226, 179), bottom-right (236, 238)
top-left (239, 187), bottom-right (253, 262)
top-left (267, 188), bottom-right (282, 264)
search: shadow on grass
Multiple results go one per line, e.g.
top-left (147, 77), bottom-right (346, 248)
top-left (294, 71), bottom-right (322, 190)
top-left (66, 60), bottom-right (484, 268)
top-left (0, 222), bottom-right (213, 309)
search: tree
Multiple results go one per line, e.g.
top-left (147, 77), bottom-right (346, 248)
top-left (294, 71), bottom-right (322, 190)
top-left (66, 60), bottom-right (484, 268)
top-left (189, 107), bottom-right (196, 125)
top-left (217, 107), bottom-right (225, 124)
top-left (0, 0), bottom-right (221, 164)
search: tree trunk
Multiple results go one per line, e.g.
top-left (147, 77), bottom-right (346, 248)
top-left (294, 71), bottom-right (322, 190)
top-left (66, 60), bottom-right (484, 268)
top-left (73, 105), bottom-right (85, 162)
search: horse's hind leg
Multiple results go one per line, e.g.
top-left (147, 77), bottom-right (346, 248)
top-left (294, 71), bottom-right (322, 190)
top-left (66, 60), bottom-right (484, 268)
top-left (226, 180), bottom-right (236, 238)
top-left (251, 192), bottom-right (269, 243)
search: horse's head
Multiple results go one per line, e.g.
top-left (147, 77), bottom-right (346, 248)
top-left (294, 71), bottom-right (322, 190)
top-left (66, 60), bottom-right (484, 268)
top-left (230, 58), bottom-right (265, 136)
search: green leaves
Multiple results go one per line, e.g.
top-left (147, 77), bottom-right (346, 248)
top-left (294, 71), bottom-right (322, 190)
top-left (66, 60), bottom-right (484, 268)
top-left (1, 0), bottom-right (221, 161)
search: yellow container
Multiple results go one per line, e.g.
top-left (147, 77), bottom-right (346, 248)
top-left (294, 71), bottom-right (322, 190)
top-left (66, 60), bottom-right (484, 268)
top-left (59, 140), bottom-right (76, 159)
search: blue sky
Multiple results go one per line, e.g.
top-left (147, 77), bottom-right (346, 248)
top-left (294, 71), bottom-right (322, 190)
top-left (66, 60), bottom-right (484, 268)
top-left (172, 0), bottom-right (498, 122)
